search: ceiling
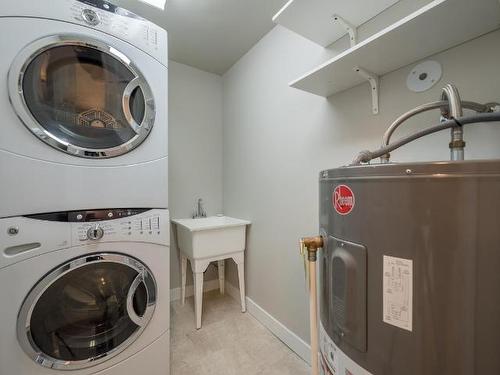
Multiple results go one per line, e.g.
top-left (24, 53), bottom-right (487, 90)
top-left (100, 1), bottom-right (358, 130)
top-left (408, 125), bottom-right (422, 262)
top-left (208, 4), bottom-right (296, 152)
top-left (110, 0), bottom-right (288, 75)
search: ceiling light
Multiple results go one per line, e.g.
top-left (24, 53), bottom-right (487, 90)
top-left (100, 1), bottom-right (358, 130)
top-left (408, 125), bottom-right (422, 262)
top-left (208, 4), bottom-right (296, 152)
top-left (138, 0), bottom-right (167, 10)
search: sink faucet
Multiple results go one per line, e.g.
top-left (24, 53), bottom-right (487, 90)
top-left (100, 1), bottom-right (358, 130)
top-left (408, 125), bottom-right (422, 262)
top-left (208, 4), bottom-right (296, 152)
top-left (193, 198), bottom-right (207, 219)
top-left (440, 83), bottom-right (464, 161)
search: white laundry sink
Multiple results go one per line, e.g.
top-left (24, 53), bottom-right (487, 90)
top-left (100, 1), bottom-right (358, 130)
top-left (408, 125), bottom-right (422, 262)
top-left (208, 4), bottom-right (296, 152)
top-left (172, 216), bottom-right (251, 259)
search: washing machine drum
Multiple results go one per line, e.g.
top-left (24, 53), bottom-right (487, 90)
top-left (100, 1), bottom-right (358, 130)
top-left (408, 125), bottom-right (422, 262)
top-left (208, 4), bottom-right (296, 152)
top-left (17, 253), bottom-right (157, 370)
top-left (10, 37), bottom-right (155, 158)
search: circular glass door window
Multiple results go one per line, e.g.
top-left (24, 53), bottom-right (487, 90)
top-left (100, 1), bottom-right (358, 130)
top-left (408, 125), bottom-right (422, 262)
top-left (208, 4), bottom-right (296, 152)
top-left (9, 36), bottom-right (155, 158)
top-left (17, 254), bottom-right (157, 370)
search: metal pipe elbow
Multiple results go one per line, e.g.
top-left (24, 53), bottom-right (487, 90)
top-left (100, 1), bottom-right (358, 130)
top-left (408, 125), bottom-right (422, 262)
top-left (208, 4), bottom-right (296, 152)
top-left (441, 83), bottom-right (463, 118)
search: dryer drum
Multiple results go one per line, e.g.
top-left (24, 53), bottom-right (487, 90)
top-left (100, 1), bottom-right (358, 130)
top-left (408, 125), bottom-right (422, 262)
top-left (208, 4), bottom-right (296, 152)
top-left (318, 160), bottom-right (500, 375)
top-left (8, 35), bottom-right (156, 158)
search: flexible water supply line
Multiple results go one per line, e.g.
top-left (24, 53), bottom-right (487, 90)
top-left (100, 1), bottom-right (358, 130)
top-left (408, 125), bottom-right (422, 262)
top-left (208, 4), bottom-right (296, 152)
top-left (380, 100), bottom-right (497, 162)
top-left (352, 112), bottom-right (500, 165)
top-left (380, 81), bottom-right (500, 163)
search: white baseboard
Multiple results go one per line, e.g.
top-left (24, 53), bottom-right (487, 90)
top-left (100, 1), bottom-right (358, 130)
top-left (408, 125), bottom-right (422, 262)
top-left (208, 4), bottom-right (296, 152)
top-left (170, 279), bottom-right (220, 302)
top-left (225, 282), bottom-right (311, 365)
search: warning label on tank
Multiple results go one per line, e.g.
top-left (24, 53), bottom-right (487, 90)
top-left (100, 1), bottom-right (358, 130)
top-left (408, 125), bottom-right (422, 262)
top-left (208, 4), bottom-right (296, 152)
top-left (383, 255), bottom-right (413, 331)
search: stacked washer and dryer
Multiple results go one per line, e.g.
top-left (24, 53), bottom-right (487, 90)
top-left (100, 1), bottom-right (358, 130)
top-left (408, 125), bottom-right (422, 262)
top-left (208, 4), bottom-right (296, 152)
top-left (0, 1), bottom-right (170, 374)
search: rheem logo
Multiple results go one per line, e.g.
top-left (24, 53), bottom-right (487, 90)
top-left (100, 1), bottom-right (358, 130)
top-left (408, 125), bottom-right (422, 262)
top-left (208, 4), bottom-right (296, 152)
top-left (333, 185), bottom-right (355, 215)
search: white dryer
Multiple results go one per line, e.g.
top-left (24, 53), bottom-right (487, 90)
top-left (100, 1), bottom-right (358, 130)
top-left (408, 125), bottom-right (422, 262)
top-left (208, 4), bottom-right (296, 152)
top-left (0, 208), bottom-right (170, 374)
top-left (0, 0), bottom-right (168, 217)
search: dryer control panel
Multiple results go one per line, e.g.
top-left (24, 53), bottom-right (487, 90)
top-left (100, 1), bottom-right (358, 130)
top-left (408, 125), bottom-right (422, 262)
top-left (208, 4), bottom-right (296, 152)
top-left (0, 0), bottom-right (168, 66)
top-left (69, 0), bottom-right (167, 64)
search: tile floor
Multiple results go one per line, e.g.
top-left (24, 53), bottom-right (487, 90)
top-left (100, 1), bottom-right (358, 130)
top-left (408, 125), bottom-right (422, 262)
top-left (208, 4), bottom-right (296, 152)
top-left (171, 290), bottom-right (310, 375)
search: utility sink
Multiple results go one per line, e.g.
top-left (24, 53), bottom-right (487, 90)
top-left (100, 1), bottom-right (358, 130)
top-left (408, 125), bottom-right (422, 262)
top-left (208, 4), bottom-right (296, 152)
top-left (172, 216), bottom-right (251, 328)
top-left (172, 216), bottom-right (251, 259)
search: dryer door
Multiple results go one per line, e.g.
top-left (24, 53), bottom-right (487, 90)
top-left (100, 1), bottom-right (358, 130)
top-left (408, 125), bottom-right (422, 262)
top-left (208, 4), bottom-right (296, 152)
top-left (17, 253), bottom-right (157, 370)
top-left (9, 35), bottom-right (155, 158)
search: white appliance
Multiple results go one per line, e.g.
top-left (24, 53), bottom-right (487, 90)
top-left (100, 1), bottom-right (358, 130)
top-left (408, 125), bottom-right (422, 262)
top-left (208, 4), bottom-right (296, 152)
top-left (0, 0), bottom-right (168, 217)
top-left (0, 208), bottom-right (170, 375)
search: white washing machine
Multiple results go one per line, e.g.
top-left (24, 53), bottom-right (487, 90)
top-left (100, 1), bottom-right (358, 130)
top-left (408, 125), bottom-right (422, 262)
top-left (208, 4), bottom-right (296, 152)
top-left (0, 0), bottom-right (168, 217)
top-left (0, 208), bottom-right (170, 374)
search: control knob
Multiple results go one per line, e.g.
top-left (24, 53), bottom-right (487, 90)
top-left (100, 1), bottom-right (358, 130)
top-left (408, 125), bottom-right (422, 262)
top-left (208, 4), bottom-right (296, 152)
top-left (87, 224), bottom-right (104, 241)
top-left (81, 8), bottom-right (100, 26)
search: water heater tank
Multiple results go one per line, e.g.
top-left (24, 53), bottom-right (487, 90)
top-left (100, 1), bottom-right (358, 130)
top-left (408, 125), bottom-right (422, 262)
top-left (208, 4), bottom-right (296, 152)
top-left (318, 160), bottom-right (500, 375)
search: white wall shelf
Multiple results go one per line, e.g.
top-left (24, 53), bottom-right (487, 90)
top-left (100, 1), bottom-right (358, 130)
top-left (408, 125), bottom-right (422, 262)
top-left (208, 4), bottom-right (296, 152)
top-left (289, 0), bottom-right (500, 102)
top-left (273, 0), bottom-right (400, 47)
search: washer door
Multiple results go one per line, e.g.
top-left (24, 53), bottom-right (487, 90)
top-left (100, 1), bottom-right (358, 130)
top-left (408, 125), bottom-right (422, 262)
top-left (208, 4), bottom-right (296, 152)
top-left (8, 35), bottom-right (155, 158)
top-left (17, 253), bottom-right (157, 370)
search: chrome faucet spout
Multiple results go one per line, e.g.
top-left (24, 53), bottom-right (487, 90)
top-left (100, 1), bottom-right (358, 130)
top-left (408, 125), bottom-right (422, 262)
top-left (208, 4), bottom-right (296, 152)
top-left (193, 198), bottom-right (207, 218)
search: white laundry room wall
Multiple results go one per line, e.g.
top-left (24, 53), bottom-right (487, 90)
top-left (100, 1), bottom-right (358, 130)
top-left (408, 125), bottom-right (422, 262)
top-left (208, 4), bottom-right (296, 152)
top-left (221, 3), bottom-right (500, 359)
top-left (168, 60), bottom-right (223, 292)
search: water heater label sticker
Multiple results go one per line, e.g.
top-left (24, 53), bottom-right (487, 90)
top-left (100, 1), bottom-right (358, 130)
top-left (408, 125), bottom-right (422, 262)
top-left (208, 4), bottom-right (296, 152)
top-left (333, 185), bottom-right (355, 215)
top-left (383, 255), bottom-right (413, 331)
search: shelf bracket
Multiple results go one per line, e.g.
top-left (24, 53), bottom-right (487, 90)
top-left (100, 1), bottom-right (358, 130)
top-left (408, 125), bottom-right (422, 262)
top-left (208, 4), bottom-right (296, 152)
top-left (354, 66), bottom-right (380, 115)
top-left (332, 14), bottom-right (358, 47)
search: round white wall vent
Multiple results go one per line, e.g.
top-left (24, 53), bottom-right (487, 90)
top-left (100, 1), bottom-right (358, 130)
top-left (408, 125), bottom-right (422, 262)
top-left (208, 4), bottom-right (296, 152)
top-left (406, 60), bottom-right (442, 93)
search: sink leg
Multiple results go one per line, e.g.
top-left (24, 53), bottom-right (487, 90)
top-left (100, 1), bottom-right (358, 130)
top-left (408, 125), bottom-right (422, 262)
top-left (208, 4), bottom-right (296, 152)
top-left (237, 263), bottom-right (246, 313)
top-left (181, 254), bottom-right (187, 306)
top-left (194, 272), bottom-right (204, 329)
top-left (232, 253), bottom-right (246, 313)
top-left (218, 260), bottom-right (225, 295)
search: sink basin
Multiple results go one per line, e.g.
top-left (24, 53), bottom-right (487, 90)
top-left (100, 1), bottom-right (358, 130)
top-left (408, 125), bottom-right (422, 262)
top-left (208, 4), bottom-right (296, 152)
top-left (172, 216), bottom-right (251, 259)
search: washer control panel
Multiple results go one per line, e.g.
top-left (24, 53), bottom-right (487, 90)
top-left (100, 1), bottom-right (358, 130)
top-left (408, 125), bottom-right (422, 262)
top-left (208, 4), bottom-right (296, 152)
top-left (73, 209), bottom-right (166, 244)
top-left (24, 208), bottom-right (169, 245)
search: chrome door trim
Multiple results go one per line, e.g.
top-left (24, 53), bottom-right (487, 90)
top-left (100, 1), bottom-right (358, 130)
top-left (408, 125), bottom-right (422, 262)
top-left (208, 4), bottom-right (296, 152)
top-left (126, 270), bottom-right (148, 326)
top-left (8, 34), bottom-right (156, 159)
top-left (122, 77), bottom-right (154, 135)
top-left (17, 253), bottom-right (157, 370)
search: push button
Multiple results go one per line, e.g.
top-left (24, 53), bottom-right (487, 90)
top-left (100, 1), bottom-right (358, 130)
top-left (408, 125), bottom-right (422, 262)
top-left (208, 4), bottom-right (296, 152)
top-left (141, 218), bottom-right (151, 231)
top-left (152, 216), bottom-right (160, 230)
